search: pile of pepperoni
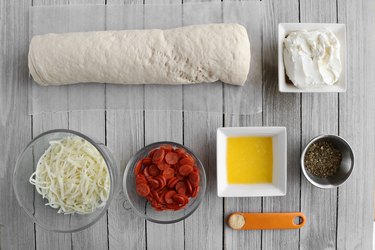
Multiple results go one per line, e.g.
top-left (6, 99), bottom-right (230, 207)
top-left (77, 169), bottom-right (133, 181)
top-left (134, 145), bottom-right (200, 211)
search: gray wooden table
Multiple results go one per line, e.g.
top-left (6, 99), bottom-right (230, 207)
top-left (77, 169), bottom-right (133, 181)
top-left (1, 0), bottom-right (374, 249)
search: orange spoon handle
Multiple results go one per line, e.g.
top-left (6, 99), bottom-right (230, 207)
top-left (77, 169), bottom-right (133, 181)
top-left (228, 212), bottom-right (306, 230)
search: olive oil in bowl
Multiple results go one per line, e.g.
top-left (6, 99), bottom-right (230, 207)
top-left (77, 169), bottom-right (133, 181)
top-left (226, 136), bottom-right (273, 184)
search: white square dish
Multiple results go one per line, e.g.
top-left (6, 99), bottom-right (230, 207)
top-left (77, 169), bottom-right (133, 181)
top-left (217, 127), bottom-right (287, 197)
top-left (278, 23), bottom-right (347, 93)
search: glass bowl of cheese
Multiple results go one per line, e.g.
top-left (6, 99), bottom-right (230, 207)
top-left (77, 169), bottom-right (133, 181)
top-left (13, 129), bottom-right (119, 233)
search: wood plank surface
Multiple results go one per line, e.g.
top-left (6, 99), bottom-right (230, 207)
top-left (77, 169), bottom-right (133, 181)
top-left (106, 1), bottom-right (147, 250)
top-left (31, 3), bottom-right (71, 250)
top-left (336, 0), bottom-right (375, 249)
top-left (222, 1), bottom-right (263, 250)
top-left (31, 1), bottom-right (108, 250)
top-left (67, 0), bottom-right (108, 249)
top-left (31, 0), bottom-right (70, 247)
top-left (107, 110), bottom-right (146, 250)
top-left (0, 0), bottom-right (35, 249)
top-left (261, 0), bottom-right (301, 250)
top-left (143, 1), bottom-right (184, 250)
top-left (182, 1), bottom-right (224, 250)
top-left (1, 1), bottom-right (374, 249)
top-left (299, 1), bottom-right (338, 249)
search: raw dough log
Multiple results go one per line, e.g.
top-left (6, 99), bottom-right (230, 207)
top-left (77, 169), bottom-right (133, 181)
top-left (28, 23), bottom-right (250, 86)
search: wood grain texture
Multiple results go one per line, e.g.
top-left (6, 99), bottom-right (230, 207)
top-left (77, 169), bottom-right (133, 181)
top-left (144, 109), bottom-right (184, 250)
top-left (182, 1), bottom-right (224, 249)
top-left (31, 1), bottom-right (108, 250)
top-left (30, 4), bottom-right (72, 250)
top-left (1, 1), bottom-right (375, 249)
top-left (106, 1), bottom-right (146, 250)
top-left (143, 1), bottom-right (184, 250)
top-left (224, 115), bottom-right (262, 250)
top-left (183, 113), bottom-right (223, 250)
top-left (0, 0), bottom-right (35, 249)
top-left (261, 0), bottom-right (301, 250)
top-left (66, 0), bottom-right (108, 248)
top-left (337, 0), bottom-right (375, 249)
top-left (299, 1), bottom-right (338, 249)
top-left (222, 0), bottom-right (263, 249)
top-left (31, 0), bottom-right (71, 249)
top-left (106, 110), bottom-right (146, 250)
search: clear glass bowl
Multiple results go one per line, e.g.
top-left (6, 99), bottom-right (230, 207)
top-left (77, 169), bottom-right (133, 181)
top-left (13, 129), bottom-right (119, 233)
top-left (123, 141), bottom-right (206, 224)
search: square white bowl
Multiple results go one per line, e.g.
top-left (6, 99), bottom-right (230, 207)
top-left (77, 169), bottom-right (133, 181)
top-left (217, 127), bottom-right (287, 197)
top-left (278, 23), bottom-right (347, 93)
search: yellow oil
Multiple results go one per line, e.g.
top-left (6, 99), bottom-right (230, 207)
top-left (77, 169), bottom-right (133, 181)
top-left (227, 136), bottom-right (273, 184)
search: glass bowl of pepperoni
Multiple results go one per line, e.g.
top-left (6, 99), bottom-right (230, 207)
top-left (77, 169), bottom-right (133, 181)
top-left (123, 141), bottom-right (206, 224)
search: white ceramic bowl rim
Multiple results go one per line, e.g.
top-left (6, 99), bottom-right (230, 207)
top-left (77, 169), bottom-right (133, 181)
top-left (216, 127), bottom-right (287, 197)
top-left (278, 23), bottom-right (347, 93)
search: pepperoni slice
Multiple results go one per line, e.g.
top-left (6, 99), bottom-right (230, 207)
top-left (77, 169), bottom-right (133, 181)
top-left (163, 167), bottom-right (175, 179)
top-left (185, 180), bottom-right (193, 194)
top-left (151, 190), bottom-right (162, 203)
top-left (177, 187), bottom-right (186, 195)
top-left (148, 165), bottom-right (160, 176)
top-left (146, 194), bottom-right (153, 203)
top-left (189, 172), bottom-right (200, 187)
top-left (165, 152), bottom-right (179, 165)
top-left (176, 174), bottom-right (185, 180)
top-left (155, 175), bottom-right (166, 188)
top-left (164, 190), bottom-right (177, 204)
top-left (151, 200), bottom-right (162, 209)
top-left (134, 160), bottom-right (143, 175)
top-left (179, 157), bottom-right (194, 166)
top-left (193, 166), bottom-right (199, 173)
top-left (182, 194), bottom-right (189, 204)
top-left (136, 183), bottom-right (150, 197)
top-left (175, 181), bottom-right (187, 194)
top-left (160, 145), bottom-right (173, 153)
top-left (157, 161), bottom-right (170, 171)
top-left (158, 188), bottom-right (167, 196)
top-left (181, 152), bottom-right (194, 161)
top-left (173, 194), bottom-right (186, 205)
top-left (167, 177), bottom-right (179, 188)
top-left (175, 148), bottom-right (186, 156)
top-left (143, 166), bottom-right (151, 177)
top-left (176, 181), bottom-right (186, 189)
top-left (147, 178), bottom-right (159, 190)
top-left (159, 189), bottom-right (167, 201)
top-left (152, 149), bottom-right (165, 164)
top-left (136, 174), bottom-right (147, 184)
top-left (142, 157), bottom-right (152, 166)
top-left (148, 149), bottom-right (158, 158)
top-left (174, 194), bottom-right (189, 205)
top-left (179, 164), bottom-right (194, 176)
top-left (192, 186), bottom-right (199, 198)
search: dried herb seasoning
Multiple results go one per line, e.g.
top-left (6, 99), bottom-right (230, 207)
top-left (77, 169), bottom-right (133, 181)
top-left (304, 140), bottom-right (342, 178)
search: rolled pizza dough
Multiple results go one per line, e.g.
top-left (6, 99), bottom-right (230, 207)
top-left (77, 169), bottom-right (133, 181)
top-left (28, 23), bottom-right (251, 86)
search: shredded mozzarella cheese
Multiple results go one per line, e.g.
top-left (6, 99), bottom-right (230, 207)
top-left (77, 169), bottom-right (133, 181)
top-left (29, 136), bottom-right (110, 215)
